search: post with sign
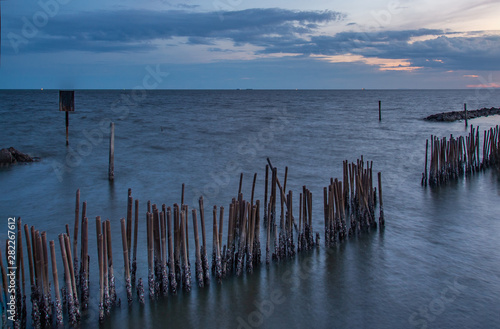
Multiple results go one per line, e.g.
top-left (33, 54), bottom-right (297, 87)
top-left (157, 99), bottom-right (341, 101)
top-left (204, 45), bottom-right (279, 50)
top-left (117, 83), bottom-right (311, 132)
top-left (59, 91), bottom-right (75, 145)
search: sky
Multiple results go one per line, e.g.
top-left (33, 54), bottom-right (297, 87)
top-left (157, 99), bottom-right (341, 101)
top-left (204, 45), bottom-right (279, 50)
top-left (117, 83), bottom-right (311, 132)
top-left (1, 0), bottom-right (500, 89)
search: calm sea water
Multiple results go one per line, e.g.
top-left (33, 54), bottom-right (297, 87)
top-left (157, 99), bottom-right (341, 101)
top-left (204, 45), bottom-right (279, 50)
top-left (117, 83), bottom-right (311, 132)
top-left (1, 89), bottom-right (500, 328)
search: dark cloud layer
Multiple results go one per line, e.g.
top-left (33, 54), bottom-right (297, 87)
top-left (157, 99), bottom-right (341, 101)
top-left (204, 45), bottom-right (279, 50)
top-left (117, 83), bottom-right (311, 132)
top-left (4, 8), bottom-right (343, 53)
top-left (4, 8), bottom-right (500, 71)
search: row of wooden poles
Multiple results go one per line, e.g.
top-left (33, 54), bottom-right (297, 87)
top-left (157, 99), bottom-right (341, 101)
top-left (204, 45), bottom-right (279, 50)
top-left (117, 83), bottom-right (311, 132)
top-left (422, 125), bottom-right (500, 186)
top-left (0, 158), bottom-right (385, 328)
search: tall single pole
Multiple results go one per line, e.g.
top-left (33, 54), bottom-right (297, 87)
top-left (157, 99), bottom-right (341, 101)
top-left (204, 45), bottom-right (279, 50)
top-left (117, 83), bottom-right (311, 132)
top-left (66, 112), bottom-right (69, 146)
top-left (109, 122), bottom-right (115, 181)
top-left (378, 100), bottom-right (382, 121)
top-left (464, 103), bottom-right (468, 128)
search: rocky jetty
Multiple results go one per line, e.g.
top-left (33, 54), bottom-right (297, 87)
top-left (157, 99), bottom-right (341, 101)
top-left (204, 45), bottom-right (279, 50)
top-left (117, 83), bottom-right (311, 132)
top-left (0, 147), bottom-right (39, 165)
top-left (424, 107), bottom-right (500, 122)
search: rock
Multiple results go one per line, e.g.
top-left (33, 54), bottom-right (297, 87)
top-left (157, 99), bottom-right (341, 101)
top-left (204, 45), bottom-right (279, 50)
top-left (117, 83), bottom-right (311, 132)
top-left (0, 149), bottom-right (14, 164)
top-left (424, 107), bottom-right (500, 122)
top-left (0, 147), bottom-right (37, 165)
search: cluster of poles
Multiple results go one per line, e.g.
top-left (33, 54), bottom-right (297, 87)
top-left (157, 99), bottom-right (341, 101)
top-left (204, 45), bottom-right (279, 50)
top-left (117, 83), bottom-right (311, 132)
top-left (422, 125), bottom-right (500, 186)
top-left (324, 159), bottom-right (385, 247)
top-left (0, 158), bottom-right (385, 328)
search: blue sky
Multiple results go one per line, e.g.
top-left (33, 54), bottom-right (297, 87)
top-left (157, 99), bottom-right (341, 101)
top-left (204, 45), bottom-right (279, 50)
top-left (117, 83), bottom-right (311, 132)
top-left (1, 0), bottom-right (499, 89)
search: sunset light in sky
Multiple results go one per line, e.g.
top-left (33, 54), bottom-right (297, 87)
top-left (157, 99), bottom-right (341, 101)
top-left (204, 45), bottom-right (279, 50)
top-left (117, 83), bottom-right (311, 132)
top-left (1, 0), bottom-right (499, 89)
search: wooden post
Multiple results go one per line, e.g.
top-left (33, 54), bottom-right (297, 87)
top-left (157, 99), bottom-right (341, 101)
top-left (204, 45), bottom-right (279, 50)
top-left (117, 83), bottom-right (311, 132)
top-left (167, 207), bottom-right (177, 294)
top-left (120, 218), bottom-right (132, 303)
top-left (378, 100), bottom-right (382, 121)
top-left (464, 103), bottom-right (468, 128)
top-left (98, 233), bottom-right (104, 322)
top-left (109, 122), bottom-right (115, 181)
top-left (132, 199), bottom-right (139, 286)
top-left (66, 112), bottom-right (69, 146)
top-left (424, 139), bottom-right (429, 186)
top-left (378, 172), bottom-right (385, 226)
top-left (24, 224), bottom-right (35, 288)
top-left (73, 189), bottom-right (80, 281)
top-left (58, 234), bottom-right (76, 325)
top-left (126, 194), bottom-right (133, 263)
top-left (50, 240), bottom-right (63, 326)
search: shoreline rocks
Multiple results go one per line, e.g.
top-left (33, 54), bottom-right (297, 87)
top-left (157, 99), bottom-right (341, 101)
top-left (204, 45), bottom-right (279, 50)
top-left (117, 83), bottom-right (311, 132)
top-left (424, 107), bottom-right (500, 122)
top-left (0, 147), bottom-right (39, 165)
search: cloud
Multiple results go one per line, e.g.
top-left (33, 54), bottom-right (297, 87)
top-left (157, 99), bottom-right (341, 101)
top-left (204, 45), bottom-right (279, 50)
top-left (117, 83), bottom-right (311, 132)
top-left (3, 7), bottom-right (499, 73)
top-left (466, 82), bottom-right (500, 88)
top-left (256, 28), bottom-right (500, 71)
top-left (3, 8), bottom-right (343, 54)
top-left (311, 54), bottom-right (422, 71)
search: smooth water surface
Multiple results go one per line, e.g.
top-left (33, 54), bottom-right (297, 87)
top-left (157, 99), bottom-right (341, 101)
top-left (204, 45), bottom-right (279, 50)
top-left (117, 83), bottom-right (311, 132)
top-left (1, 89), bottom-right (500, 328)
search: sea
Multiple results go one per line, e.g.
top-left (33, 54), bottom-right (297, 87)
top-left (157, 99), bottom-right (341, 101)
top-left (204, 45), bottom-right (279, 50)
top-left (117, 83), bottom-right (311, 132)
top-left (0, 89), bottom-right (500, 329)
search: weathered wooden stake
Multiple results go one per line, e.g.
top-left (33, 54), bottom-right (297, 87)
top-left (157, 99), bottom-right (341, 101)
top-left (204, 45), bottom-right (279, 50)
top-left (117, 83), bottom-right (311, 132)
top-left (120, 218), bottom-right (132, 303)
top-left (167, 207), bottom-right (177, 294)
top-left (109, 122), bottom-right (115, 181)
top-left (50, 240), bottom-right (63, 326)
top-left (379, 100), bottom-right (382, 121)
top-left (378, 172), bottom-right (385, 226)
top-left (464, 103), bottom-right (468, 128)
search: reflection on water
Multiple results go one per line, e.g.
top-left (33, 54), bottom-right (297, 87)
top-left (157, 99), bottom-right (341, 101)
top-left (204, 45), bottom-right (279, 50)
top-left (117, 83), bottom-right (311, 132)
top-left (1, 90), bottom-right (500, 328)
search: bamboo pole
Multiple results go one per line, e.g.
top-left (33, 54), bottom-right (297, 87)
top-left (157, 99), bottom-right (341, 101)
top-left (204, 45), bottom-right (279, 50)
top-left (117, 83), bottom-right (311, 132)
top-left (218, 206), bottom-right (224, 254)
top-left (41, 231), bottom-right (50, 322)
top-left (35, 231), bottom-right (45, 326)
top-left (251, 173), bottom-right (257, 206)
top-left (98, 233), bottom-right (104, 322)
top-left (183, 204), bottom-right (190, 265)
top-left (16, 218), bottom-right (25, 302)
top-left (132, 199), bottom-right (139, 286)
top-left (81, 217), bottom-right (89, 308)
top-left (105, 220), bottom-right (116, 305)
top-left (120, 218), bottom-right (132, 303)
top-left (212, 205), bottom-right (221, 282)
top-left (167, 207), bottom-right (177, 294)
top-left (73, 189), bottom-right (80, 285)
top-left (58, 234), bottom-right (76, 325)
top-left (102, 222), bottom-right (109, 314)
top-left (31, 226), bottom-right (37, 286)
top-left (180, 209), bottom-right (191, 291)
top-left (199, 197), bottom-right (210, 285)
top-left (181, 183), bottom-right (185, 205)
top-left (264, 165), bottom-right (269, 223)
top-left (64, 233), bottom-right (79, 316)
top-left (109, 122), bottom-right (115, 181)
top-left (0, 245), bottom-right (9, 314)
top-left (254, 200), bottom-right (261, 266)
top-left (24, 224), bottom-right (34, 288)
top-left (192, 209), bottom-right (203, 287)
top-left (378, 172), bottom-right (385, 226)
top-left (160, 210), bottom-right (168, 296)
top-left (148, 212), bottom-right (155, 298)
top-left (127, 193), bottom-right (133, 265)
top-left (226, 203), bottom-right (235, 274)
top-left (464, 103), bottom-right (468, 128)
top-left (50, 240), bottom-right (63, 326)
top-left (238, 173), bottom-right (243, 195)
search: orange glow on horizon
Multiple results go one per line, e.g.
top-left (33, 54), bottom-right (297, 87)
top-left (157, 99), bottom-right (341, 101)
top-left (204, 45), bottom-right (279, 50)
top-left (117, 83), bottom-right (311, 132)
top-left (311, 54), bottom-right (422, 71)
top-left (466, 82), bottom-right (500, 88)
